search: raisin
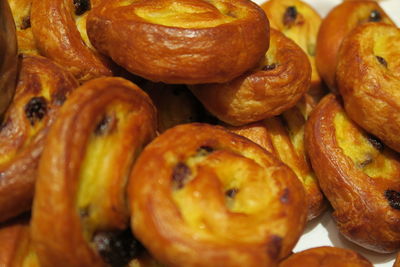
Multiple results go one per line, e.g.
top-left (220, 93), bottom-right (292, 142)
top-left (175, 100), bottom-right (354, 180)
top-left (267, 235), bottom-right (282, 259)
top-left (93, 229), bottom-right (142, 267)
top-left (369, 10), bottom-right (382, 22)
top-left (94, 114), bottom-right (116, 136)
top-left (24, 97), bottom-right (47, 126)
top-left (225, 188), bottom-right (239, 198)
top-left (367, 134), bottom-right (384, 151)
top-left (73, 0), bottom-right (91, 16)
top-left (283, 6), bottom-right (297, 27)
top-left (172, 163), bottom-right (191, 190)
top-left (375, 56), bottom-right (388, 68)
top-left (280, 188), bottom-right (290, 204)
top-left (21, 15), bottom-right (31, 30)
top-left (196, 146), bottom-right (214, 157)
top-left (384, 190), bottom-right (400, 210)
top-left (262, 64), bottom-right (277, 71)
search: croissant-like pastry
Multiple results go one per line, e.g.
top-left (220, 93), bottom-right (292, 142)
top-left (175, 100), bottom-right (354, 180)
top-left (86, 0), bottom-right (269, 84)
top-left (129, 123), bottom-right (307, 267)
top-left (228, 96), bottom-right (326, 221)
top-left (305, 94), bottom-right (400, 253)
top-left (261, 0), bottom-right (326, 101)
top-left (30, 0), bottom-right (113, 82)
top-left (31, 77), bottom-right (158, 267)
top-left (0, 54), bottom-right (78, 223)
top-left (337, 23), bottom-right (400, 153)
top-left (315, 0), bottom-right (394, 91)
top-left (7, 0), bottom-right (38, 55)
top-left (190, 28), bottom-right (310, 126)
top-left (279, 246), bottom-right (373, 267)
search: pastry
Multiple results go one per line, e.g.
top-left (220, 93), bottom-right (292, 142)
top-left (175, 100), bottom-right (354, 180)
top-left (0, 54), bottom-right (78, 223)
top-left (315, 0), bottom-right (394, 91)
top-left (305, 94), bottom-right (400, 253)
top-left (31, 77), bottom-right (157, 267)
top-left (190, 28), bottom-right (310, 126)
top-left (31, 0), bottom-right (113, 82)
top-left (261, 0), bottom-right (326, 100)
top-left (86, 0), bottom-right (269, 84)
top-left (279, 246), bottom-right (373, 267)
top-left (129, 123), bottom-right (307, 267)
top-left (337, 23), bottom-right (400, 153)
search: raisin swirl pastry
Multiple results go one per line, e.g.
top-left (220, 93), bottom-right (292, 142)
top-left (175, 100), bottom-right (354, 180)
top-left (129, 123), bottom-right (307, 267)
top-left (279, 246), bottom-right (373, 267)
top-left (337, 23), bottom-right (400, 153)
top-left (86, 0), bottom-right (269, 84)
top-left (190, 28), bottom-right (311, 126)
top-left (7, 0), bottom-right (38, 55)
top-left (31, 77), bottom-right (158, 267)
top-left (261, 0), bottom-right (325, 101)
top-left (0, 54), bottom-right (78, 223)
top-left (305, 94), bottom-right (400, 253)
top-left (30, 0), bottom-right (112, 82)
top-left (228, 96), bottom-right (326, 221)
top-left (315, 0), bottom-right (394, 91)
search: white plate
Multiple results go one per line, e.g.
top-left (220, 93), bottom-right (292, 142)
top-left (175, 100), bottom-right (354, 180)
top-left (252, 0), bottom-right (400, 266)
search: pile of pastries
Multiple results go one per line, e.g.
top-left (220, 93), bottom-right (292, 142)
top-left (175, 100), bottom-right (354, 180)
top-left (1, 0), bottom-right (400, 266)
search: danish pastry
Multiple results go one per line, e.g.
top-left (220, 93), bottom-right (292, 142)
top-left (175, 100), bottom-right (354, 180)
top-left (305, 94), bottom-right (400, 253)
top-left (228, 96), bottom-right (326, 221)
top-left (7, 0), bottom-right (38, 55)
top-left (190, 28), bottom-right (311, 126)
top-left (31, 77), bottom-right (157, 267)
top-left (315, 0), bottom-right (394, 91)
top-left (261, 0), bottom-right (325, 100)
top-left (86, 0), bottom-right (269, 84)
top-left (337, 23), bottom-right (400, 153)
top-left (279, 246), bottom-right (373, 267)
top-left (129, 123), bottom-right (307, 267)
top-left (0, 54), bottom-right (78, 223)
top-left (30, 0), bottom-right (113, 82)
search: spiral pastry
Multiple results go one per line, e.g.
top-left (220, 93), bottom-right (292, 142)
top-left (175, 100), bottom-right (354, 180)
top-left (337, 23), bottom-right (400, 153)
top-left (8, 0), bottom-right (38, 55)
top-left (261, 0), bottom-right (325, 100)
top-left (315, 0), bottom-right (394, 91)
top-left (129, 123), bottom-right (307, 267)
top-left (305, 94), bottom-right (400, 253)
top-left (30, 77), bottom-right (157, 267)
top-left (86, 0), bottom-right (269, 84)
top-left (228, 96), bottom-right (326, 221)
top-left (279, 246), bottom-right (373, 267)
top-left (190, 28), bottom-right (311, 126)
top-left (30, 0), bottom-right (113, 82)
top-left (0, 54), bottom-right (78, 223)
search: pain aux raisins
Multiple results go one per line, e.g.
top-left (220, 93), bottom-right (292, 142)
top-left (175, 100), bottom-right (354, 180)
top-left (24, 96), bottom-right (47, 126)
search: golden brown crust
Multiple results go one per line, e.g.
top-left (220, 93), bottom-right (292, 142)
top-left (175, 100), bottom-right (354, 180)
top-left (190, 29), bottom-right (310, 126)
top-left (31, 77), bottom-right (157, 267)
top-left (31, 0), bottom-right (113, 82)
top-left (86, 0), bottom-right (269, 84)
top-left (0, 218), bottom-right (28, 267)
top-left (279, 246), bottom-right (373, 267)
top-left (261, 0), bottom-right (326, 101)
top-left (0, 54), bottom-right (78, 223)
top-left (315, 0), bottom-right (394, 91)
top-left (305, 94), bottom-right (400, 253)
top-left (228, 96), bottom-right (326, 221)
top-left (337, 23), bottom-right (400, 153)
top-left (129, 123), bottom-right (307, 267)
